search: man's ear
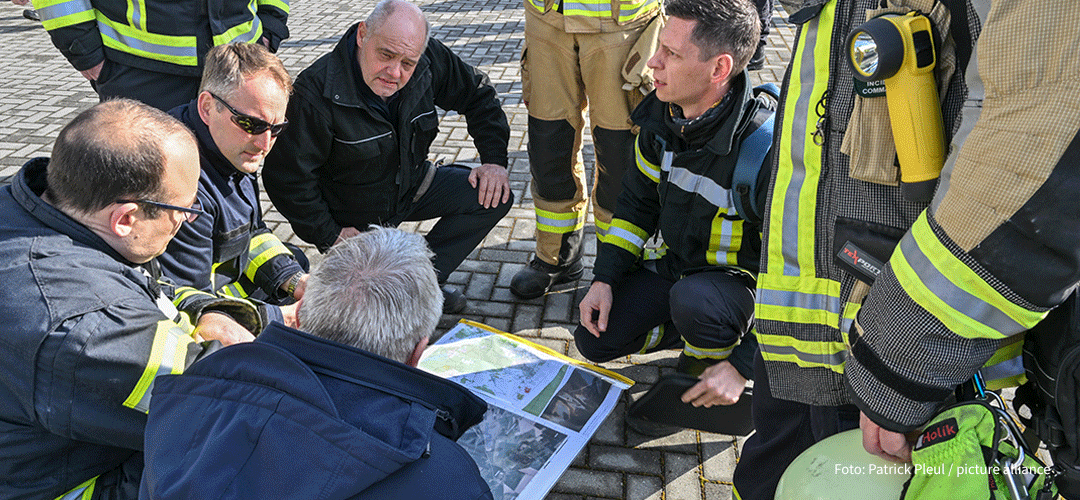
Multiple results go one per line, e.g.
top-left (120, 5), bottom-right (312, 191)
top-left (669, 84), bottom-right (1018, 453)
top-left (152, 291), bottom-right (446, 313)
top-left (405, 336), bottom-right (430, 367)
top-left (356, 22), bottom-right (367, 46)
top-left (109, 202), bottom-right (140, 238)
top-left (294, 297), bottom-right (304, 328)
top-left (196, 91), bottom-right (214, 126)
top-left (712, 53), bottom-right (735, 85)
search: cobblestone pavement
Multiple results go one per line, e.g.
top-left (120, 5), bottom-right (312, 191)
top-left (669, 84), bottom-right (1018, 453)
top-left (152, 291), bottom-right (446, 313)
top-left (0, 2), bottom-right (793, 498)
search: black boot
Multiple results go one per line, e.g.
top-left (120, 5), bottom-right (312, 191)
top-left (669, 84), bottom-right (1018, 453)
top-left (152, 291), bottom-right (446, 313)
top-left (441, 285), bottom-right (467, 314)
top-left (510, 258), bottom-right (584, 299)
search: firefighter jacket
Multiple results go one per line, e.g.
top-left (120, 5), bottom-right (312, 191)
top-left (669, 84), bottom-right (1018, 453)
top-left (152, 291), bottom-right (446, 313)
top-left (158, 101), bottom-right (304, 328)
top-left (592, 71), bottom-right (772, 378)
top-left (524, 0), bottom-right (660, 33)
top-left (141, 322), bottom-right (493, 500)
top-left (757, 0), bottom-right (1080, 432)
top-left (0, 159), bottom-right (241, 500)
top-left (593, 71), bottom-right (773, 288)
top-left (32, 0), bottom-right (289, 76)
top-left (263, 23), bottom-right (510, 251)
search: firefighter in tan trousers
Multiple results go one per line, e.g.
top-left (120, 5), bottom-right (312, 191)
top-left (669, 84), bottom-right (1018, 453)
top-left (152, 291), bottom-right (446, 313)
top-left (510, 0), bottom-right (662, 299)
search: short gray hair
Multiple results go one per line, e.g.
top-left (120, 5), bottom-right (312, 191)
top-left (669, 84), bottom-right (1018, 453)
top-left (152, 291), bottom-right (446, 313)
top-left (299, 226), bottom-right (443, 363)
top-left (366, 0), bottom-right (431, 49)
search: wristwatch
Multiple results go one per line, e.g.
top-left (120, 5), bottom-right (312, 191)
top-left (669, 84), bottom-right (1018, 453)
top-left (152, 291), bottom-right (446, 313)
top-left (285, 272), bottom-right (304, 297)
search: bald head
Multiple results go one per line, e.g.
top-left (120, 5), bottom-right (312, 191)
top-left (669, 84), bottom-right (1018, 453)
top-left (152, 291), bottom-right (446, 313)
top-left (47, 99), bottom-right (197, 217)
top-left (365, 0), bottom-right (430, 48)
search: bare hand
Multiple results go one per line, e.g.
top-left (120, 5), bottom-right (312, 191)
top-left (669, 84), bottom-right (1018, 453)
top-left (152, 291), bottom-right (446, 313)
top-left (11, 0), bottom-right (31, 6)
top-left (468, 163), bottom-right (510, 209)
top-left (80, 61), bottom-right (104, 81)
top-left (680, 360), bottom-right (747, 407)
top-left (334, 226), bottom-right (362, 246)
top-left (194, 311), bottom-right (255, 346)
top-left (260, 36), bottom-right (271, 49)
top-left (860, 411), bottom-right (912, 463)
top-left (578, 282), bottom-right (613, 338)
top-left (280, 302), bottom-right (300, 329)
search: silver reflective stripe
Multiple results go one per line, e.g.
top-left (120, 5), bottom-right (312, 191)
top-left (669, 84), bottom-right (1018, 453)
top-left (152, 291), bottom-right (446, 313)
top-left (561, 0), bottom-right (607, 14)
top-left (641, 325), bottom-right (663, 352)
top-left (979, 355), bottom-right (1024, 384)
top-left (667, 166), bottom-right (734, 210)
top-left (37, 0), bottom-right (91, 22)
top-left (231, 17), bottom-right (262, 43)
top-left (780, 15), bottom-right (822, 277)
top-left (758, 287), bottom-right (840, 315)
top-left (899, 235), bottom-right (1026, 335)
top-left (131, 327), bottom-right (182, 413)
top-left (759, 343), bottom-right (846, 367)
top-left (130, 0), bottom-right (142, 30)
top-left (536, 214), bottom-right (584, 228)
top-left (607, 226), bottom-right (645, 250)
top-left (334, 131), bottom-right (392, 145)
top-left (97, 22), bottom-right (198, 59)
top-left (58, 484), bottom-right (92, 500)
top-left (661, 150), bottom-right (673, 172)
top-left (711, 218), bottom-right (735, 265)
top-left (410, 109), bottom-right (436, 123)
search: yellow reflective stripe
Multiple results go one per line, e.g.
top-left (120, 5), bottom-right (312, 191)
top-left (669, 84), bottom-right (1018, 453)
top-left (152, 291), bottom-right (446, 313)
top-left (171, 285), bottom-right (215, 308)
top-left (535, 207), bottom-right (586, 234)
top-left (55, 476), bottom-right (96, 500)
top-left (561, 0), bottom-right (610, 17)
top-left (213, 2), bottom-right (262, 46)
top-left (757, 332), bottom-right (847, 372)
top-left (258, 0), bottom-right (289, 14)
top-left (763, 0), bottom-right (833, 280)
top-left (707, 207), bottom-right (742, 266)
top-left (98, 15), bottom-right (198, 66)
top-left (980, 335), bottom-right (1026, 390)
top-left (616, 0), bottom-right (654, 22)
top-left (244, 232), bottom-right (291, 282)
top-left (892, 213), bottom-right (1047, 340)
top-left (35, 0), bottom-right (95, 30)
top-left (682, 341), bottom-right (735, 361)
top-left (643, 244), bottom-right (666, 261)
top-left (638, 324), bottom-right (664, 353)
top-left (840, 300), bottom-right (861, 339)
top-left (219, 282), bottom-right (248, 298)
top-left (123, 319), bottom-right (195, 413)
top-left (127, 0), bottom-right (144, 30)
top-left (525, 0), bottom-right (545, 12)
top-left (635, 137), bottom-right (661, 183)
top-left (756, 274), bottom-right (842, 326)
top-left (595, 218), bottom-right (612, 244)
top-left (605, 218), bottom-right (648, 255)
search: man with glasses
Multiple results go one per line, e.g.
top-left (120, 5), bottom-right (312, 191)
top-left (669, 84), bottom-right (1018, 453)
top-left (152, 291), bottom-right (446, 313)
top-left (263, 0), bottom-right (512, 314)
top-left (160, 43), bottom-right (310, 344)
top-left (0, 99), bottom-right (260, 499)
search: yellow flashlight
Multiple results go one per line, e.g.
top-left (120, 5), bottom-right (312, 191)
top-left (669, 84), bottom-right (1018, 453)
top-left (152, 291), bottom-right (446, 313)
top-left (846, 12), bottom-right (944, 203)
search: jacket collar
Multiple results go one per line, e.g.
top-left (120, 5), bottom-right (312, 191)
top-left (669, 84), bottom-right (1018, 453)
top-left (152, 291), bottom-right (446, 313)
top-left (172, 100), bottom-right (250, 180)
top-left (257, 322), bottom-right (487, 439)
top-left (12, 158), bottom-right (138, 266)
top-left (322, 23), bottom-right (431, 111)
top-left (632, 69), bottom-right (754, 156)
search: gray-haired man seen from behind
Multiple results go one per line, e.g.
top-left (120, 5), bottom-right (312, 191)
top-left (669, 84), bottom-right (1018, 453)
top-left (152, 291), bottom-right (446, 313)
top-left (142, 227), bottom-right (493, 499)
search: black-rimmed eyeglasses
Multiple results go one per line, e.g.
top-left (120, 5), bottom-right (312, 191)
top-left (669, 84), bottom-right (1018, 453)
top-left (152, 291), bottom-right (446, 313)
top-left (117, 198), bottom-right (206, 223)
top-left (208, 92), bottom-right (289, 137)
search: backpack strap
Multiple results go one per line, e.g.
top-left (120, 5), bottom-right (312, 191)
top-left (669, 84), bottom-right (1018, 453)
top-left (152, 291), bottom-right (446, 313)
top-left (732, 83), bottom-right (779, 224)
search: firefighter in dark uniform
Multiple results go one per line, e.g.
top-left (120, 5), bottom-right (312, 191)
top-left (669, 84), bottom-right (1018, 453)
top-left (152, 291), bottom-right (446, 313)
top-left (0, 100), bottom-right (258, 499)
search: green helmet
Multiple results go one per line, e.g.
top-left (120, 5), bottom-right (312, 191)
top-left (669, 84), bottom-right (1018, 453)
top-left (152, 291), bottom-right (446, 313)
top-left (774, 429), bottom-right (910, 500)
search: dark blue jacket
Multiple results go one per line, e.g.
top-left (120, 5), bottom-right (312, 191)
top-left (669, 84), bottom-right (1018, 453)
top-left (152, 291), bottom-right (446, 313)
top-left (141, 322), bottom-right (493, 499)
top-left (160, 101), bottom-right (306, 327)
top-left (0, 159), bottom-right (227, 500)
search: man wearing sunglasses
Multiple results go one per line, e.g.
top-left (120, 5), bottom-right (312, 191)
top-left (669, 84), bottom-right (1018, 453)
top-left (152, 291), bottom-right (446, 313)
top-left (0, 99), bottom-right (260, 499)
top-left (160, 43), bottom-right (310, 344)
top-left (263, 0), bottom-right (513, 314)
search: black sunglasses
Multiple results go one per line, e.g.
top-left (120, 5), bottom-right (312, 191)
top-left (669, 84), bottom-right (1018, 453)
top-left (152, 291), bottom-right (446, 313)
top-left (117, 198), bottom-right (206, 223)
top-left (208, 92), bottom-right (289, 137)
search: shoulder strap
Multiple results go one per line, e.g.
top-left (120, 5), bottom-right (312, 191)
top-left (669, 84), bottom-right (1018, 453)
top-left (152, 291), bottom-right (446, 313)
top-left (732, 83), bottom-right (778, 224)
